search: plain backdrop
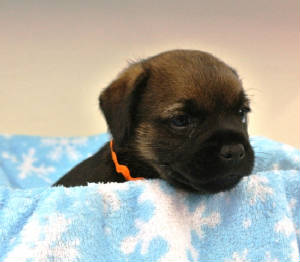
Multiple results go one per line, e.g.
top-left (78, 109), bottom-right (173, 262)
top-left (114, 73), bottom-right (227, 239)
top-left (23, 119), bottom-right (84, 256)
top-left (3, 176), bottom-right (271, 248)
top-left (0, 0), bottom-right (299, 148)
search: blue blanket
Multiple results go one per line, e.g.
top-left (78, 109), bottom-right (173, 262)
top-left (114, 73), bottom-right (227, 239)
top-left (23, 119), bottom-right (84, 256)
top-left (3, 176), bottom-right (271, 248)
top-left (0, 134), bottom-right (299, 262)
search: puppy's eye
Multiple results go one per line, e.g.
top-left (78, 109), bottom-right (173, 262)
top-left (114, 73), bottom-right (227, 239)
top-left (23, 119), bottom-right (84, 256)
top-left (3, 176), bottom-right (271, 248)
top-left (170, 115), bottom-right (190, 128)
top-left (238, 107), bottom-right (250, 124)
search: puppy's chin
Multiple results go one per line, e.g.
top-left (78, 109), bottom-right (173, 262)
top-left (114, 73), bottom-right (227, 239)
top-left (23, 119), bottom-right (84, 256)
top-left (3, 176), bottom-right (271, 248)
top-left (160, 168), bottom-right (248, 194)
top-left (191, 175), bottom-right (244, 193)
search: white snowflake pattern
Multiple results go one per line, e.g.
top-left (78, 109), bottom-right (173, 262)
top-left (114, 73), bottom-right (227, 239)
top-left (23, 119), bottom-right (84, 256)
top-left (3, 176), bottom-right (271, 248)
top-left (264, 251), bottom-right (279, 262)
top-left (289, 198), bottom-right (297, 211)
top-left (288, 197), bottom-right (300, 236)
top-left (281, 144), bottom-right (297, 154)
top-left (296, 228), bottom-right (300, 238)
top-left (281, 144), bottom-right (300, 163)
top-left (120, 181), bottom-right (221, 261)
top-left (275, 216), bottom-right (294, 237)
top-left (224, 249), bottom-right (249, 262)
top-left (290, 240), bottom-right (300, 262)
top-left (292, 154), bottom-right (300, 163)
top-left (97, 183), bottom-right (128, 213)
top-left (246, 175), bottom-right (273, 205)
top-left (272, 164), bottom-right (280, 174)
top-left (1, 151), bottom-right (18, 163)
top-left (243, 218), bottom-right (252, 229)
top-left (41, 137), bottom-right (87, 161)
top-left (4, 213), bottom-right (79, 262)
top-left (17, 148), bottom-right (55, 183)
top-left (0, 134), bottom-right (12, 139)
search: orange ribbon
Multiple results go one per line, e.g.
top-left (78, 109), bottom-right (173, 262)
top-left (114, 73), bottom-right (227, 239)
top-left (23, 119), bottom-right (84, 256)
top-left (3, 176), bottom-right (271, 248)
top-left (110, 140), bottom-right (144, 181)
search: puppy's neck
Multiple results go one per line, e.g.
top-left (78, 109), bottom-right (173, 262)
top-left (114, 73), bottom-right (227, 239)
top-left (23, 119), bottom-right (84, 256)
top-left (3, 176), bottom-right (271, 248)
top-left (110, 140), bottom-right (144, 181)
top-left (110, 141), bottom-right (160, 180)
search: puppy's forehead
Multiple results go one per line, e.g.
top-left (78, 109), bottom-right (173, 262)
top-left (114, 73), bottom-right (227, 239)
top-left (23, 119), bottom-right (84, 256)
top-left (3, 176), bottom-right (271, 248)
top-left (144, 50), bottom-right (243, 113)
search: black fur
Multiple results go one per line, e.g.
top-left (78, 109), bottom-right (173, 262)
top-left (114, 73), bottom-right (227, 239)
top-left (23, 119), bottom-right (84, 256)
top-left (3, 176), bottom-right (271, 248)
top-left (53, 49), bottom-right (254, 193)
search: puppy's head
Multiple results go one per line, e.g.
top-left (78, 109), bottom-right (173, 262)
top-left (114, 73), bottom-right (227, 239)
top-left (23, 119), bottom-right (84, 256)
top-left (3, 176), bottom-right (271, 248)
top-left (100, 50), bottom-right (254, 193)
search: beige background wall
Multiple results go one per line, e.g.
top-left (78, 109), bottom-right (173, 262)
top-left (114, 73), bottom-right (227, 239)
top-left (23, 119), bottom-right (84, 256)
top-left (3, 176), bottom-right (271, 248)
top-left (1, 0), bottom-right (299, 148)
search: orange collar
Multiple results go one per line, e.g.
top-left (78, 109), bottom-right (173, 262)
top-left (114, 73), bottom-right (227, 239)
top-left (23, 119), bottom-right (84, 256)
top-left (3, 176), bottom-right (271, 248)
top-left (110, 140), bottom-right (144, 181)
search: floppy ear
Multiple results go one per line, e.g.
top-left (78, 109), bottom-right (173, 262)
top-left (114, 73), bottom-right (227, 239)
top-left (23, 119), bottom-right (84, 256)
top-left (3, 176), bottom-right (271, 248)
top-left (99, 63), bottom-right (149, 146)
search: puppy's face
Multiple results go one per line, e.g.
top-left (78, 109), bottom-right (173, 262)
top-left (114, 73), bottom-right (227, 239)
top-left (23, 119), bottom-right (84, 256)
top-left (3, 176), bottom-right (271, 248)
top-left (100, 50), bottom-right (254, 193)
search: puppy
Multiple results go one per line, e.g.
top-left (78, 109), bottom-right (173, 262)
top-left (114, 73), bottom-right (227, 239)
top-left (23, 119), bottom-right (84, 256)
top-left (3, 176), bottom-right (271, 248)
top-left (53, 49), bottom-right (254, 193)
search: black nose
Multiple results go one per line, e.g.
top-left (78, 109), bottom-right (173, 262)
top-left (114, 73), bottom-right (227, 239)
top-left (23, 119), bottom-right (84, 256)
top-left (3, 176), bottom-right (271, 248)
top-left (219, 144), bottom-right (245, 164)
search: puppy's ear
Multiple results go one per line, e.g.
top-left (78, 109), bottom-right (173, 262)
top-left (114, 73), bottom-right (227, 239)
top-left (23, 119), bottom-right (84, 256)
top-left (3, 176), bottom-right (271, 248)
top-left (99, 63), bottom-right (149, 146)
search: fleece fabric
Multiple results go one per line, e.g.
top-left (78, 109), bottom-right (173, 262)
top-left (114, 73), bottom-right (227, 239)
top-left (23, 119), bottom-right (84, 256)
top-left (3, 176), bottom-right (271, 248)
top-left (0, 134), bottom-right (299, 262)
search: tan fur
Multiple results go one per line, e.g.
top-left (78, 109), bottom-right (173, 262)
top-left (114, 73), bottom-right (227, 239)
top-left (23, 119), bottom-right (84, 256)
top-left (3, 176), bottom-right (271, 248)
top-left (55, 49), bottom-right (254, 193)
top-left (135, 123), bottom-right (158, 162)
